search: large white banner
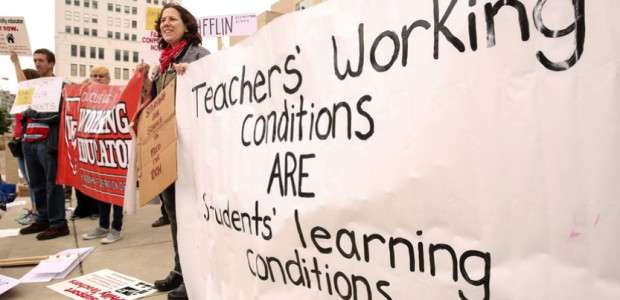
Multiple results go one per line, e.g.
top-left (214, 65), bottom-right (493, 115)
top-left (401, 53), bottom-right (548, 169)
top-left (175, 0), bottom-right (619, 299)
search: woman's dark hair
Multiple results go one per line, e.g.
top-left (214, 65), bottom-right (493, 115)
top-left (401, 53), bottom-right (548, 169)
top-left (155, 3), bottom-right (202, 49)
top-left (23, 68), bottom-right (40, 80)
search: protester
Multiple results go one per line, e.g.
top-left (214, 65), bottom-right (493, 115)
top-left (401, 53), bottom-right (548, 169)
top-left (64, 185), bottom-right (73, 203)
top-left (135, 3), bottom-right (210, 299)
top-left (14, 49), bottom-right (68, 240)
top-left (79, 66), bottom-right (125, 244)
top-left (7, 60), bottom-right (41, 225)
top-left (71, 186), bottom-right (99, 220)
top-left (152, 196), bottom-right (170, 227)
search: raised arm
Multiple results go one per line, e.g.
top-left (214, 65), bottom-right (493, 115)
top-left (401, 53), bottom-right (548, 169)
top-left (10, 51), bottom-right (27, 82)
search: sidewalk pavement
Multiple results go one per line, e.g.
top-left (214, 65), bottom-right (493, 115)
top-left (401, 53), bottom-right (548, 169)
top-left (0, 195), bottom-right (172, 300)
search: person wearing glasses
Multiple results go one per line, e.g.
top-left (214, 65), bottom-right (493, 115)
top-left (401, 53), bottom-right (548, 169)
top-left (69, 67), bottom-right (110, 221)
top-left (79, 65), bottom-right (126, 244)
top-left (88, 68), bottom-right (110, 83)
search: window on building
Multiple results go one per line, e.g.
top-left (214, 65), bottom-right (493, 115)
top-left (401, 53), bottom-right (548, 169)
top-left (107, 31), bottom-right (113, 38)
top-left (131, 34), bottom-right (137, 41)
top-left (74, 12), bottom-right (80, 21)
top-left (123, 50), bottom-right (129, 62)
top-left (93, 1), bottom-right (98, 9)
top-left (84, 13), bottom-right (90, 22)
top-left (123, 68), bottom-right (129, 80)
top-left (124, 19), bottom-right (129, 28)
top-left (115, 4), bottom-right (120, 12)
top-left (65, 26), bottom-right (71, 33)
top-left (92, 14), bottom-right (98, 23)
top-left (115, 18), bottom-right (121, 27)
top-left (133, 51), bottom-right (139, 62)
top-left (154, 0), bottom-right (159, 5)
top-left (84, 28), bottom-right (90, 35)
top-left (65, 11), bottom-right (72, 20)
top-left (115, 32), bottom-right (120, 39)
top-left (124, 33), bottom-right (129, 40)
top-left (84, 0), bottom-right (89, 8)
top-left (124, 6), bottom-right (130, 14)
top-left (74, 27), bottom-right (79, 34)
top-left (71, 64), bottom-right (77, 76)
top-left (107, 3), bottom-right (113, 11)
top-left (162, 0), bottom-right (167, 4)
top-left (98, 47), bottom-right (104, 59)
top-left (92, 29), bottom-right (98, 36)
top-left (74, 0), bottom-right (79, 6)
top-left (107, 16), bottom-right (113, 26)
top-left (80, 45), bottom-right (86, 57)
top-left (147, 0), bottom-right (151, 3)
top-left (66, 0), bottom-right (71, 5)
top-left (80, 64), bottom-right (86, 77)
top-left (115, 49), bottom-right (121, 61)
top-left (90, 47), bottom-right (96, 58)
top-left (132, 7), bottom-right (137, 15)
top-left (115, 68), bottom-right (121, 79)
top-left (71, 45), bottom-right (77, 57)
top-left (131, 20), bottom-right (137, 28)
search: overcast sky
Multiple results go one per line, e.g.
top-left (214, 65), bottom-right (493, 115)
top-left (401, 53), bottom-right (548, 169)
top-left (0, 0), bottom-right (277, 93)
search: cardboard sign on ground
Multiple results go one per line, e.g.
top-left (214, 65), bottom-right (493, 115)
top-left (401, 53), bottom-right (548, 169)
top-left (136, 78), bottom-right (177, 206)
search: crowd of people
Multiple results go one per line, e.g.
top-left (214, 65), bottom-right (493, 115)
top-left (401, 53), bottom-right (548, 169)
top-left (5, 3), bottom-right (206, 300)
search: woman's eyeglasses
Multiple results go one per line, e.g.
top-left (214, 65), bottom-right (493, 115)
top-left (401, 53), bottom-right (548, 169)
top-left (90, 74), bottom-right (107, 78)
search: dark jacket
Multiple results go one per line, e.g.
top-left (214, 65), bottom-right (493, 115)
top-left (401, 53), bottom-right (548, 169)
top-left (21, 85), bottom-right (64, 153)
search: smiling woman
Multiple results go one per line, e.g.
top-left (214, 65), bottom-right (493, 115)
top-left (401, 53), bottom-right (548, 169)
top-left (158, 8), bottom-right (189, 48)
top-left (132, 3), bottom-right (212, 300)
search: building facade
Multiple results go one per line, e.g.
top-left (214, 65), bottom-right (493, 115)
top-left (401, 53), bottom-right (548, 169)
top-left (54, 0), bottom-right (178, 85)
top-left (0, 90), bottom-right (15, 112)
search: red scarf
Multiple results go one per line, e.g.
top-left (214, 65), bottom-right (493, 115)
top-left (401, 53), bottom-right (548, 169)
top-left (159, 40), bottom-right (188, 73)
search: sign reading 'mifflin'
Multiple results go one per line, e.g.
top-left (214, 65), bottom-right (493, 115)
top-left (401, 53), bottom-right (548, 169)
top-left (197, 13), bottom-right (257, 38)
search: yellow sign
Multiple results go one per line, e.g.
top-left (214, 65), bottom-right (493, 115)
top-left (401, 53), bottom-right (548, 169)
top-left (145, 7), bottom-right (162, 30)
top-left (15, 88), bottom-right (34, 105)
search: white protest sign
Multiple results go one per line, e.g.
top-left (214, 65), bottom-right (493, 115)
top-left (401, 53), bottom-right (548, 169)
top-left (0, 274), bottom-right (19, 296)
top-left (197, 13), bottom-right (257, 37)
top-left (139, 29), bottom-right (161, 66)
top-left (139, 7), bottom-right (162, 66)
top-left (176, 0), bottom-right (620, 299)
top-left (0, 16), bottom-right (32, 56)
top-left (10, 76), bottom-right (64, 114)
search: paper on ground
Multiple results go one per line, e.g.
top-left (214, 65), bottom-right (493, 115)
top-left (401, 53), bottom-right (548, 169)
top-left (20, 247), bottom-right (94, 283)
top-left (48, 269), bottom-right (157, 300)
top-left (0, 274), bottom-right (20, 295)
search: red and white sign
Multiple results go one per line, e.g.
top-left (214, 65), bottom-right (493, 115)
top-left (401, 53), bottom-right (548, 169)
top-left (57, 72), bottom-right (142, 207)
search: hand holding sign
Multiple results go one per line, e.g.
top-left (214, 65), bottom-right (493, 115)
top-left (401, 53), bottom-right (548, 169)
top-left (9, 77), bottom-right (63, 114)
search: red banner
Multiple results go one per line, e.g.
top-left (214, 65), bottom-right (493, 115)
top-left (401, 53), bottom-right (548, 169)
top-left (57, 72), bottom-right (143, 206)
